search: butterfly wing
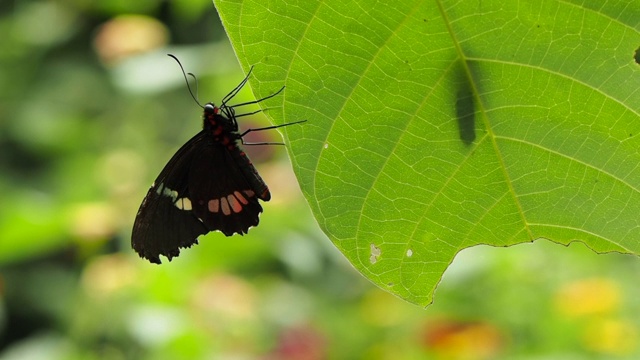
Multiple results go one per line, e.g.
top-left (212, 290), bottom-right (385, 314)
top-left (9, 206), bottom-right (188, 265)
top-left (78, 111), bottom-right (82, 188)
top-left (132, 131), bottom-right (269, 264)
top-left (132, 131), bottom-right (209, 263)
top-left (187, 142), bottom-right (267, 237)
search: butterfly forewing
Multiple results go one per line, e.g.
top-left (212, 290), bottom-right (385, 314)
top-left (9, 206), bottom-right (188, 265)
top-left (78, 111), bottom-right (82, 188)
top-left (132, 132), bottom-right (209, 263)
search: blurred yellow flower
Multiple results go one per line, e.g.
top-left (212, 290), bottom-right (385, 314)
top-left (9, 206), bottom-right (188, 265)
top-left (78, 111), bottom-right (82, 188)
top-left (555, 278), bottom-right (621, 317)
top-left (583, 318), bottom-right (637, 355)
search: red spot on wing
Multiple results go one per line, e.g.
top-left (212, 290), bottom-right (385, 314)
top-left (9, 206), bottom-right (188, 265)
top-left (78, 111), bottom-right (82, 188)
top-left (220, 196), bottom-right (231, 215)
top-left (208, 199), bottom-right (220, 213)
top-left (234, 191), bottom-right (249, 205)
top-left (227, 194), bottom-right (243, 213)
top-left (260, 189), bottom-right (270, 200)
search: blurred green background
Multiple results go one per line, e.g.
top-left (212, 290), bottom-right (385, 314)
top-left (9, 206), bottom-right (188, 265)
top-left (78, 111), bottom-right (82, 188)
top-left (1, 1), bottom-right (639, 359)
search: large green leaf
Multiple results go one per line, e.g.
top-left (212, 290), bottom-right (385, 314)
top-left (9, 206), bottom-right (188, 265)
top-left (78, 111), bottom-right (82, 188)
top-left (214, 0), bottom-right (640, 305)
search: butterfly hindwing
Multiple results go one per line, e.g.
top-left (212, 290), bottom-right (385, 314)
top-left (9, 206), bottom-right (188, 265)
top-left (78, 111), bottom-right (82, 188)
top-left (187, 141), bottom-right (266, 237)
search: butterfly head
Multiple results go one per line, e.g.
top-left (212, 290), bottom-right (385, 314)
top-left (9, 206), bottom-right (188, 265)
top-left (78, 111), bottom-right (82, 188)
top-left (203, 102), bottom-right (239, 135)
top-left (204, 103), bottom-right (219, 115)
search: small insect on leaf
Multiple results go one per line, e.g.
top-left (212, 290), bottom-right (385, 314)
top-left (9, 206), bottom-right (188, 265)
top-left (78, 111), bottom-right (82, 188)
top-left (131, 55), bottom-right (306, 264)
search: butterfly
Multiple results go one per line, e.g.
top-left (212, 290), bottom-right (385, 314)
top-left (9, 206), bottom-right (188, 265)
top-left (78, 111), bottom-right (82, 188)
top-left (132, 55), bottom-right (305, 264)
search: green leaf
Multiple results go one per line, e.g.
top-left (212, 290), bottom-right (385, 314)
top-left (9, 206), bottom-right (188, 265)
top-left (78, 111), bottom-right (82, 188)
top-left (214, 0), bottom-right (640, 306)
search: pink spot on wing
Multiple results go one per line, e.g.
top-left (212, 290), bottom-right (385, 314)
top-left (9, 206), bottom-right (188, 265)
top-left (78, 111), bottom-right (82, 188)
top-left (234, 191), bottom-right (248, 205)
top-left (227, 194), bottom-right (242, 213)
top-left (208, 199), bottom-right (220, 213)
top-left (220, 197), bottom-right (231, 215)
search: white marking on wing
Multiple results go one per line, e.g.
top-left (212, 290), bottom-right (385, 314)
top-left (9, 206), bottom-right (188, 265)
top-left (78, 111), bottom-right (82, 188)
top-left (174, 197), bottom-right (192, 211)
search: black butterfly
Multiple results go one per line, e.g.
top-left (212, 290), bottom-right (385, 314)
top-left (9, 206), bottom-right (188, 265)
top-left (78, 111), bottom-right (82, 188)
top-left (132, 55), bottom-right (305, 264)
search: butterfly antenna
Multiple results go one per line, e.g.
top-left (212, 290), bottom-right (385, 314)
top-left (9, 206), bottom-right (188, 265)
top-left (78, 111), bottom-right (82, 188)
top-left (187, 72), bottom-right (199, 101)
top-left (168, 54), bottom-right (203, 109)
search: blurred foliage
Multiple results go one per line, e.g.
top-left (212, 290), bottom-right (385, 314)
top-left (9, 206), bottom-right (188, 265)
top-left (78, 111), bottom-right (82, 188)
top-left (0, 0), bottom-right (639, 359)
